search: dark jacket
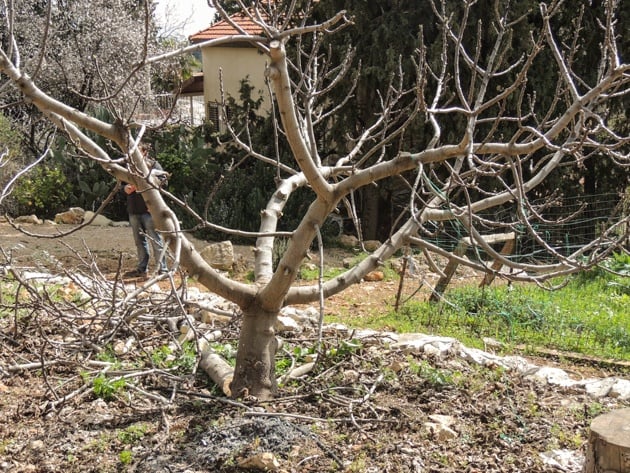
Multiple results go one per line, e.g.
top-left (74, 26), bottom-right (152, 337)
top-left (122, 161), bottom-right (164, 216)
top-left (125, 190), bottom-right (148, 216)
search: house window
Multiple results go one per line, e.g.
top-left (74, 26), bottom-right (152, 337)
top-left (206, 102), bottom-right (233, 133)
top-left (207, 102), bottom-right (220, 132)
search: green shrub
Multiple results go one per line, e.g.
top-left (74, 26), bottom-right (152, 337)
top-left (12, 165), bottom-right (71, 218)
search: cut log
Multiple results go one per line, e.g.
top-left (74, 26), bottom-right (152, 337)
top-left (583, 408), bottom-right (630, 473)
top-left (199, 351), bottom-right (234, 397)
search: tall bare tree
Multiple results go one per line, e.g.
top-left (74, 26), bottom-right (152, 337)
top-left (1, 0), bottom-right (628, 400)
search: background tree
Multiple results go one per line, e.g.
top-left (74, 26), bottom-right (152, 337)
top-left (311, 0), bottom-right (629, 240)
top-left (0, 0), bottom-right (178, 218)
top-left (1, 0), bottom-right (628, 400)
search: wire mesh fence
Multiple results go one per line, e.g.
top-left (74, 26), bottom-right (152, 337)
top-left (421, 192), bottom-right (628, 264)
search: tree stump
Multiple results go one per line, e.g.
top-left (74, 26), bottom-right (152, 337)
top-left (583, 408), bottom-right (630, 472)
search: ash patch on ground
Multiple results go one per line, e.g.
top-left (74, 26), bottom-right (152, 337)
top-left (198, 416), bottom-right (313, 467)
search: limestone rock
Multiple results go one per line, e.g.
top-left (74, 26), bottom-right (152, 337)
top-left (497, 355), bottom-right (538, 374)
top-left (302, 306), bottom-right (320, 321)
top-left (200, 241), bottom-right (234, 271)
top-left (238, 452), bottom-right (279, 471)
top-left (14, 214), bottom-right (43, 224)
top-left (27, 440), bottom-right (45, 452)
top-left (525, 366), bottom-right (576, 387)
top-left (322, 323), bottom-right (349, 335)
top-left (583, 377), bottom-right (617, 399)
top-left (539, 449), bottom-right (583, 471)
top-left (275, 315), bottom-right (301, 333)
top-left (609, 378), bottom-right (630, 400)
top-left (83, 211), bottom-right (112, 226)
top-left (338, 234), bottom-right (359, 249)
top-left (54, 207), bottom-right (85, 224)
top-left (424, 418), bottom-right (458, 441)
top-left (109, 220), bottom-right (130, 227)
top-left (363, 240), bottom-right (381, 251)
top-left (392, 333), bottom-right (457, 356)
top-left (428, 414), bottom-right (457, 427)
top-left (281, 306), bottom-right (318, 326)
top-left (460, 346), bottom-right (537, 373)
top-left (364, 270), bottom-right (384, 282)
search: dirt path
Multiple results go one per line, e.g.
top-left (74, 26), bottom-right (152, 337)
top-left (0, 220), bottom-right (255, 275)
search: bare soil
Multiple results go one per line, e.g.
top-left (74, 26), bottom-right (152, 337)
top-left (1, 221), bottom-right (628, 472)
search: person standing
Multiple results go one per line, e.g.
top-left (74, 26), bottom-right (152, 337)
top-left (122, 161), bottom-right (168, 278)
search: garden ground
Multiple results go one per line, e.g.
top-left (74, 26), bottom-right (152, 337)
top-left (1, 221), bottom-right (628, 472)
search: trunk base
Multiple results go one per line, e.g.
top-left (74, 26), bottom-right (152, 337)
top-left (230, 308), bottom-right (279, 401)
top-left (583, 408), bottom-right (630, 473)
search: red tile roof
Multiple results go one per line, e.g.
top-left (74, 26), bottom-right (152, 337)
top-left (189, 13), bottom-right (265, 42)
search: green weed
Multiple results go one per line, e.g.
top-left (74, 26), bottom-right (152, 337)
top-left (210, 342), bottom-right (237, 366)
top-left (117, 424), bottom-right (147, 444)
top-left (408, 358), bottom-right (458, 387)
top-left (150, 341), bottom-right (197, 373)
top-left (96, 345), bottom-right (122, 367)
top-left (118, 449), bottom-right (133, 465)
top-left (150, 344), bottom-right (174, 367)
top-left (92, 374), bottom-right (126, 401)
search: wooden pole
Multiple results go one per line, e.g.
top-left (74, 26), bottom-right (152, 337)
top-left (480, 236), bottom-right (515, 287)
top-left (429, 239), bottom-right (468, 302)
top-left (429, 232), bottom-right (515, 301)
top-left (583, 408), bottom-right (630, 473)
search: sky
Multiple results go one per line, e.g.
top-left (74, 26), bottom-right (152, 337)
top-left (153, 0), bottom-right (216, 39)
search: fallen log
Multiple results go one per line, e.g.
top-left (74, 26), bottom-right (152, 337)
top-left (198, 348), bottom-right (234, 397)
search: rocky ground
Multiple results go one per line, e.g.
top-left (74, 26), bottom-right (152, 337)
top-left (1, 220), bottom-right (629, 472)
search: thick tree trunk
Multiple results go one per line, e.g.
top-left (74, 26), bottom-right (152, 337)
top-left (362, 189), bottom-right (380, 241)
top-left (229, 306), bottom-right (279, 400)
top-left (583, 408), bottom-right (630, 473)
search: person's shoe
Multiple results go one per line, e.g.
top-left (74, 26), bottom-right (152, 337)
top-left (123, 269), bottom-right (148, 279)
top-left (157, 268), bottom-right (169, 275)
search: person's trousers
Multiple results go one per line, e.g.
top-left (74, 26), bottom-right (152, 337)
top-left (128, 212), bottom-right (167, 272)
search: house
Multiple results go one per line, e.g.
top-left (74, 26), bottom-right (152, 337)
top-left (175, 72), bottom-right (206, 125)
top-left (188, 12), bottom-right (270, 131)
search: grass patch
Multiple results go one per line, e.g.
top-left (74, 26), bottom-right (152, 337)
top-left (328, 254), bottom-right (630, 361)
top-left (299, 252), bottom-right (400, 282)
top-left (299, 265), bottom-right (346, 281)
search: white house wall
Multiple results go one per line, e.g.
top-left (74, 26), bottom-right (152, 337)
top-left (202, 46), bottom-right (270, 113)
